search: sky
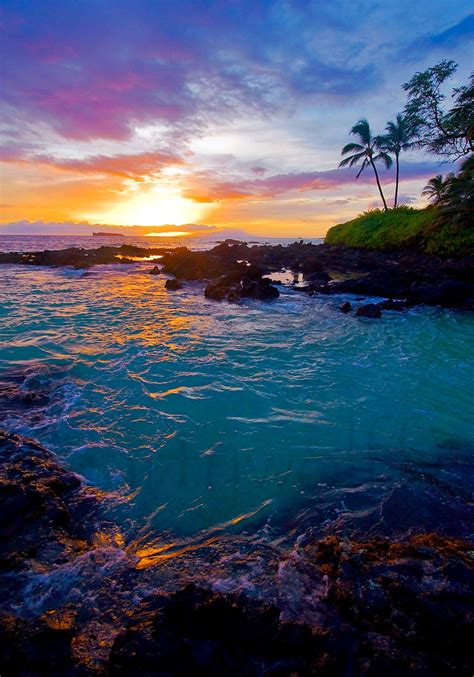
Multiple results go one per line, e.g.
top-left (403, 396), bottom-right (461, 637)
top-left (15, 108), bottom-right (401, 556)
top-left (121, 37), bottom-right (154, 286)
top-left (0, 0), bottom-right (473, 237)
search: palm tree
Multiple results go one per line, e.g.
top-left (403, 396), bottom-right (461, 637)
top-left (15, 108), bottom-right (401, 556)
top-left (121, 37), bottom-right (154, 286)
top-left (421, 174), bottom-right (450, 203)
top-left (339, 119), bottom-right (392, 211)
top-left (380, 114), bottom-right (418, 207)
top-left (436, 156), bottom-right (473, 228)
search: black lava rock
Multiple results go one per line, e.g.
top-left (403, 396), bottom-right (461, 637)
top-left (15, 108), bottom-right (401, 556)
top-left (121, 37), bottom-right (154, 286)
top-left (165, 278), bottom-right (183, 290)
top-left (356, 303), bottom-right (382, 318)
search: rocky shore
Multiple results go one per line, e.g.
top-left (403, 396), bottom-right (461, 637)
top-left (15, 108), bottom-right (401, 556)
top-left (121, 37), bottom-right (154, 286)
top-left (1, 240), bottom-right (473, 311)
top-left (1, 240), bottom-right (473, 673)
top-left (1, 424), bottom-right (472, 675)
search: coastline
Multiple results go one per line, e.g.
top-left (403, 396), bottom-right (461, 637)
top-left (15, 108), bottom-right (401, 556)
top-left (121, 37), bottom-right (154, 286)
top-left (0, 239), bottom-right (473, 672)
top-left (1, 239), bottom-right (473, 311)
top-left (1, 425), bottom-right (472, 674)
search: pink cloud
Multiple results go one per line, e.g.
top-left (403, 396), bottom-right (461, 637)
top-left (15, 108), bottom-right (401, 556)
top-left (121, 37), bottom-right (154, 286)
top-left (34, 151), bottom-right (185, 179)
top-left (183, 162), bottom-right (439, 202)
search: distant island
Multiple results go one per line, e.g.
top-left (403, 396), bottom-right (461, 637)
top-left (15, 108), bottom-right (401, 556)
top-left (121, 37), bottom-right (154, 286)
top-left (92, 232), bottom-right (124, 237)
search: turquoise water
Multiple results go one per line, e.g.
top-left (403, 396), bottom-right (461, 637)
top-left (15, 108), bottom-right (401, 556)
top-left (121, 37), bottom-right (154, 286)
top-left (1, 259), bottom-right (473, 552)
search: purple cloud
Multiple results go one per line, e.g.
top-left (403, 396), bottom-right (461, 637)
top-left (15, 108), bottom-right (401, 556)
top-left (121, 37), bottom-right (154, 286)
top-left (183, 162), bottom-right (440, 202)
top-left (1, 1), bottom-right (381, 145)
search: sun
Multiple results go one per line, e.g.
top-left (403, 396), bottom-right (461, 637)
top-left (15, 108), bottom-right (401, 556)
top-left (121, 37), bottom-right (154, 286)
top-left (83, 185), bottom-right (213, 227)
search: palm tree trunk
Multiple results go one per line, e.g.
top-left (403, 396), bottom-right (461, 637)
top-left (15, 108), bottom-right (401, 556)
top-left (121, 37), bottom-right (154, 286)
top-left (369, 157), bottom-right (388, 211)
top-left (394, 153), bottom-right (400, 208)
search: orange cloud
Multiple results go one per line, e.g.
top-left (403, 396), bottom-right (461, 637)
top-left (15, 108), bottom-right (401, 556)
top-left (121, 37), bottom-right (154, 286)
top-left (34, 151), bottom-right (185, 180)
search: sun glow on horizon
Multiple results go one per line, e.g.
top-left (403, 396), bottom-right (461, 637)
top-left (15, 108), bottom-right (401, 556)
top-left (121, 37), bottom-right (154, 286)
top-left (81, 184), bottom-right (214, 227)
top-left (146, 231), bottom-right (194, 237)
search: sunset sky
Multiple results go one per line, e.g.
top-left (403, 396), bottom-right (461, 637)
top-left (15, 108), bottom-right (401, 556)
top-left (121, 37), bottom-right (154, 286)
top-left (1, 1), bottom-right (473, 237)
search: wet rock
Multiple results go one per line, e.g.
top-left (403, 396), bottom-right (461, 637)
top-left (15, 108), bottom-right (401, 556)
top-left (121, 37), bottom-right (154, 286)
top-left (149, 265), bottom-right (161, 275)
top-left (0, 245), bottom-right (168, 269)
top-left (0, 613), bottom-right (80, 675)
top-left (298, 533), bottom-right (474, 675)
top-left (0, 430), bottom-right (106, 560)
top-left (241, 276), bottom-right (279, 300)
top-left (161, 248), bottom-right (238, 281)
top-left (205, 273), bottom-right (279, 302)
top-left (356, 303), bottom-right (382, 318)
top-left (340, 301), bottom-right (352, 313)
top-left (165, 278), bottom-right (183, 290)
top-left (409, 279), bottom-right (474, 309)
top-left (109, 584), bottom-right (326, 675)
top-left (0, 431), bottom-right (81, 540)
top-left (205, 278), bottom-right (240, 302)
top-left (377, 298), bottom-right (408, 311)
top-left (1, 241), bottom-right (473, 310)
top-left (328, 270), bottom-right (412, 299)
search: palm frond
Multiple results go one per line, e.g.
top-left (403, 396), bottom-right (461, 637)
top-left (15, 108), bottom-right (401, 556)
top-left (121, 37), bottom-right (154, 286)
top-left (375, 151), bottom-right (393, 169)
top-left (356, 158), bottom-right (370, 178)
top-left (339, 151), bottom-right (367, 169)
top-left (340, 142), bottom-right (365, 155)
top-left (350, 118), bottom-right (371, 145)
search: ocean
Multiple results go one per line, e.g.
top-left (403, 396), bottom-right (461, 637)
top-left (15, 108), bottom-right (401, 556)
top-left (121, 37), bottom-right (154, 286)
top-left (0, 234), bottom-right (473, 659)
top-left (0, 233), bottom-right (324, 253)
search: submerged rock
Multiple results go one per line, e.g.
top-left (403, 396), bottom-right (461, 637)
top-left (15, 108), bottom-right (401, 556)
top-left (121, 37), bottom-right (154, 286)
top-left (377, 298), bottom-right (408, 311)
top-left (165, 278), bottom-right (183, 291)
top-left (340, 301), bottom-right (352, 313)
top-left (356, 303), bottom-right (382, 318)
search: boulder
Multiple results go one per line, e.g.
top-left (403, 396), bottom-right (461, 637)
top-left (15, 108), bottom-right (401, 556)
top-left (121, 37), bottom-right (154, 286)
top-left (165, 279), bottom-right (183, 290)
top-left (241, 277), bottom-right (279, 300)
top-left (109, 584), bottom-right (320, 675)
top-left (377, 298), bottom-right (407, 311)
top-left (409, 279), bottom-right (474, 309)
top-left (205, 274), bottom-right (279, 302)
top-left (340, 301), bottom-right (352, 313)
top-left (356, 303), bottom-right (382, 318)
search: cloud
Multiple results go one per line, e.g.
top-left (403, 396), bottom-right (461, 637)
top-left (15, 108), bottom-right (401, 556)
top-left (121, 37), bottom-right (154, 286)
top-left (400, 13), bottom-right (474, 60)
top-left (183, 162), bottom-right (440, 202)
top-left (396, 194), bottom-right (418, 205)
top-left (33, 151), bottom-right (185, 180)
top-left (2, 1), bottom-right (471, 232)
top-left (424, 13), bottom-right (474, 47)
top-left (0, 0), bottom-right (382, 147)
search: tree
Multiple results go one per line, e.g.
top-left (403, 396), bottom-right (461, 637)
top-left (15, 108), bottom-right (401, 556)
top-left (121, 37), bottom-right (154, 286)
top-left (339, 119), bottom-right (392, 210)
top-left (403, 60), bottom-right (474, 160)
top-left (379, 114), bottom-right (418, 207)
top-left (421, 174), bottom-right (450, 204)
top-left (436, 155), bottom-right (474, 228)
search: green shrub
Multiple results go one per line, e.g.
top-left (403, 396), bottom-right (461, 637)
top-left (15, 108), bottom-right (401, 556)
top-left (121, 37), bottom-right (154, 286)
top-left (325, 206), bottom-right (474, 256)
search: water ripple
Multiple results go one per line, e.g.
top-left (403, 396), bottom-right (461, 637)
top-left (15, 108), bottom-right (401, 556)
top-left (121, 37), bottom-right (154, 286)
top-left (1, 263), bottom-right (473, 539)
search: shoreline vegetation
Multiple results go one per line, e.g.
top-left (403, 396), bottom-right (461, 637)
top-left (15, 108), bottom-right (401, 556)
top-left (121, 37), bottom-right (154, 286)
top-left (335, 60), bottom-right (472, 262)
top-left (325, 204), bottom-right (474, 257)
